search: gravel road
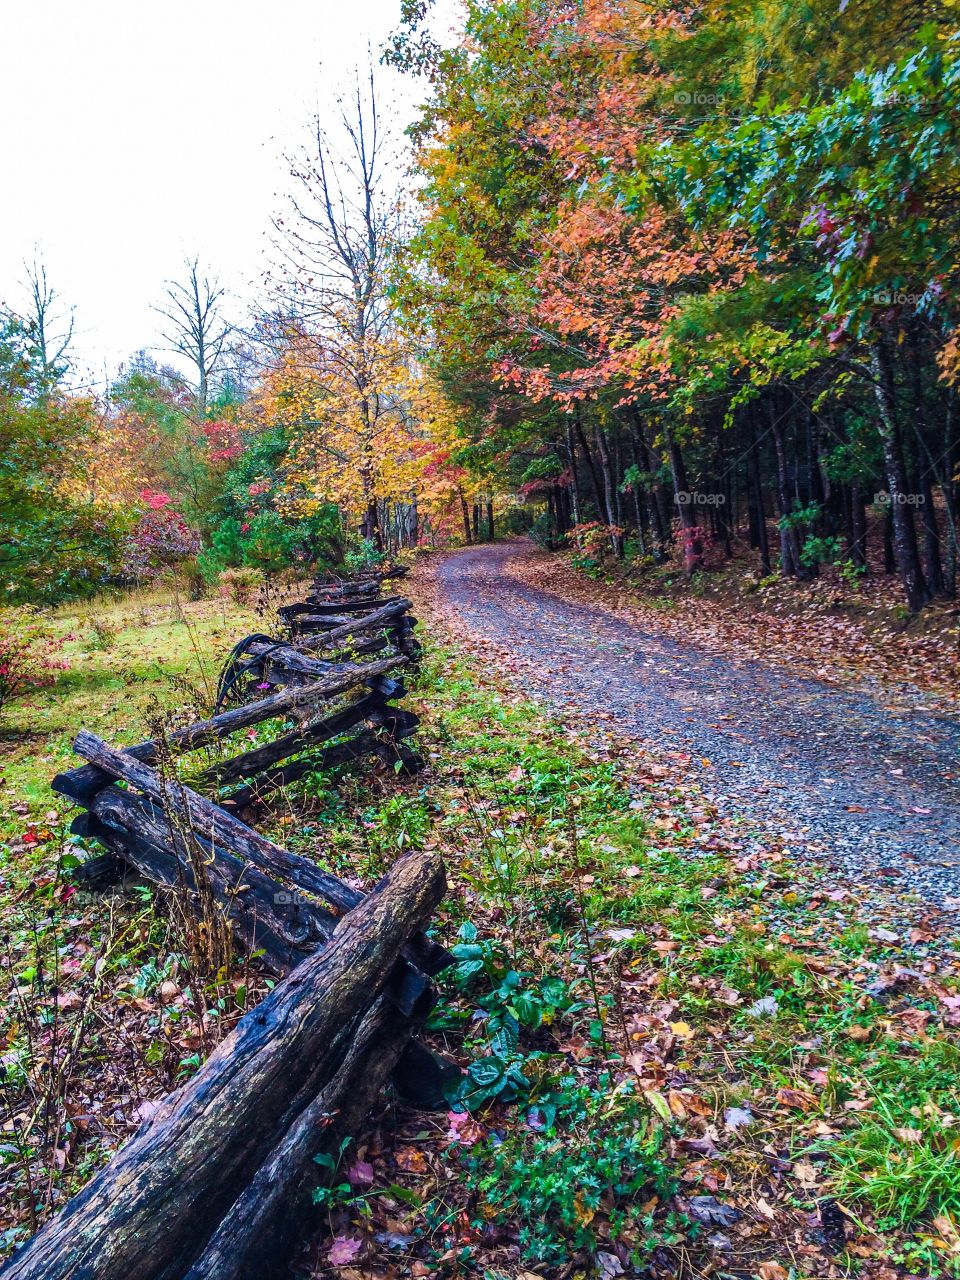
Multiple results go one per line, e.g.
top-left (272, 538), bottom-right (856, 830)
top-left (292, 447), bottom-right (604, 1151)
top-left (435, 542), bottom-right (960, 907)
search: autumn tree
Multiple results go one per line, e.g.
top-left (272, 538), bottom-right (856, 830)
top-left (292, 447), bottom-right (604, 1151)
top-left (268, 66), bottom-right (452, 551)
top-left (398, 0), bottom-right (960, 607)
top-left (0, 310), bottom-right (129, 601)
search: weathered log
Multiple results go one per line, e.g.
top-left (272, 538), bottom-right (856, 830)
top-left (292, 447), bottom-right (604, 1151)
top-left (88, 787), bottom-right (336, 965)
top-left (52, 656), bottom-right (406, 805)
top-left (310, 579), bottom-right (379, 598)
top-left (297, 600), bottom-right (412, 653)
top-left (246, 638), bottom-right (390, 687)
top-left (69, 731), bottom-right (367, 916)
top-left (68, 733), bottom-right (451, 977)
top-left (89, 789), bottom-right (435, 1019)
top-left (313, 566), bottom-right (407, 591)
top-left (223, 729), bottom-right (386, 808)
top-left (200, 687), bottom-right (387, 786)
top-left (0, 850), bottom-right (446, 1280)
top-left (291, 594), bottom-right (405, 617)
top-left (223, 716), bottom-right (422, 810)
top-left (183, 992), bottom-right (416, 1280)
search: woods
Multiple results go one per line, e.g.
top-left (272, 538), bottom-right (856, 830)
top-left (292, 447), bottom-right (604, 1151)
top-left (392, 0), bottom-right (960, 611)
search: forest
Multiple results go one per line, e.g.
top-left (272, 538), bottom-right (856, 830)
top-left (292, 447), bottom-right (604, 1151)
top-left (2, 3), bottom-right (960, 1279)
top-left (6, 2), bottom-right (960, 622)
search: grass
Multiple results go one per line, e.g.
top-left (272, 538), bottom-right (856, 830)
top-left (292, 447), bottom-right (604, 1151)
top-left (0, 582), bottom-right (285, 1248)
top-left (0, 585), bottom-right (268, 823)
top-left (313, 638), bottom-right (960, 1276)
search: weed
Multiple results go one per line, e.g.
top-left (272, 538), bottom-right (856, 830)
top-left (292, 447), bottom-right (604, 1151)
top-left (456, 1079), bottom-right (679, 1266)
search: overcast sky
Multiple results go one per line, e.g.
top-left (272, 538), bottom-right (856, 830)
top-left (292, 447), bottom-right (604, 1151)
top-left (0, 1), bottom-right (450, 388)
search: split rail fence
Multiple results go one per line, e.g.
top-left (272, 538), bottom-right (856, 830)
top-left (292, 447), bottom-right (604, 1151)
top-left (1, 568), bottom-right (452, 1280)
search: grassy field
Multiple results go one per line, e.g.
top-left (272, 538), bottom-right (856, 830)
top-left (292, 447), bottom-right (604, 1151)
top-left (0, 586), bottom-right (270, 825)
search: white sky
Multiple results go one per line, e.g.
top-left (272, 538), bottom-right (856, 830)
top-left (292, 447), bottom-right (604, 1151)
top-left (0, 0), bottom-right (449, 388)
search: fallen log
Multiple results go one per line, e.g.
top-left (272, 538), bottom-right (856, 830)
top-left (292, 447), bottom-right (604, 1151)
top-left (0, 849), bottom-right (446, 1280)
top-left (61, 733), bottom-right (360, 916)
top-left (297, 600), bottom-right (412, 653)
top-left (85, 787), bottom-right (337, 969)
top-left (223, 728), bottom-right (387, 809)
top-left (243, 638), bottom-right (389, 687)
top-left (183, 992), bottom-right (415, 1280)
top-left (288, 594), bottom-right (405, 617)
top-left (199, 686), bottom-right (390, 786)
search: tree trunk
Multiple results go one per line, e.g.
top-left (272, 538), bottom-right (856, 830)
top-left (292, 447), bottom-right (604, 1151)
top-left (850, 484), bottom-right (868, 571)
top-left (905, 328), bottom-right (946, 595)
top-left (594, 426), bottom-right (623, 557)
top-left (564, 420), bottom-right (582, 527)
top-left (869, 341), bottom-right (929, 611)
top-left (574, 410), bottom-right (605, 521)
top-left (666, 434), bottom-right (702, 574)
top-left (746, 407), bottom-right (771, 575)
top-left (458, 488), bottom-right (473, 544)
top-left (769, 399), bottom-right (803, 579)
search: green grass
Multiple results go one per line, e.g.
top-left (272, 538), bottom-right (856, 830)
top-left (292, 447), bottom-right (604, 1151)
top-left (338, 640), bottom-right (960, 1275)
top-left (0, 586), bottom-right (264, 833)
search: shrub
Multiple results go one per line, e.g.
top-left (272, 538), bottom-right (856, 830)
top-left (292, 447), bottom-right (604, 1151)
top-left (0, 609), bottom-right (68, 714)
top-left (176, 557), bottom-right (207, 601)
top-left (567, 521), bottom-right (626, 559)
top-left (123, 503), bottom-right (201, 581)
top-left (529, 510), bottom-right (559, 549)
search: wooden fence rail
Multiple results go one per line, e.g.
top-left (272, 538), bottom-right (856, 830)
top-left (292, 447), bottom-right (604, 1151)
top-left (1, 570), bottom-right (452, 1280)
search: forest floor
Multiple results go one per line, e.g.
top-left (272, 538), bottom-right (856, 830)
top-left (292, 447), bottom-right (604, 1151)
top-left (337, 553), bottom-right (960, 1280)
top-left (427, 540), bottom-right (960, 910)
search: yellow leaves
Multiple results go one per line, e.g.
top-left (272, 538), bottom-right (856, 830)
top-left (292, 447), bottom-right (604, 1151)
top-left (573, 1192), bottom-right (596, 1226)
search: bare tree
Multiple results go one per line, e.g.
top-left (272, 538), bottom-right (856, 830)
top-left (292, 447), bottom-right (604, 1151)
top-left (22, 256), bottom-right (75, 388)
top-left (156, 258), bottom-right (231, 413)
top-left (271, 64), bottom-right (409, 547)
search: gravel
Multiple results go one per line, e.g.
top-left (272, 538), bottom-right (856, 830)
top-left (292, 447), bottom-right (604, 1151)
top-left (436, 543), bottom-right (960, 908)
